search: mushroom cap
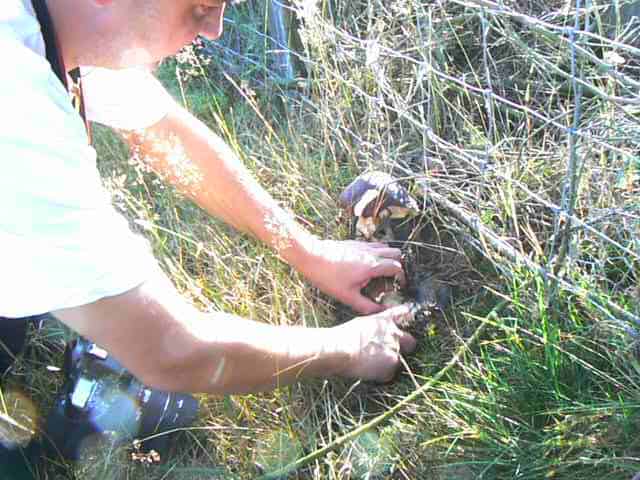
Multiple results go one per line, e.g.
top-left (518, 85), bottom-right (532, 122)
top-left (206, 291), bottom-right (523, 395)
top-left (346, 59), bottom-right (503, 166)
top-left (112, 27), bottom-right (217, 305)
top-left (362, 276), bottom-right (401, 305)
top-left (339, 171), bottom-right (419, 219)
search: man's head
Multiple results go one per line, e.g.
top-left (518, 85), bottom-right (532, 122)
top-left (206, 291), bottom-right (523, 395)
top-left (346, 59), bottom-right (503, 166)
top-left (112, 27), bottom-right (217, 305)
top-left (52, 0), bottom-right (227, 70)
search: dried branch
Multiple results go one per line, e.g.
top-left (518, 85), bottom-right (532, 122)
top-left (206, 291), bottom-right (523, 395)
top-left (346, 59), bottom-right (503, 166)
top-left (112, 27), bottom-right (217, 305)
top-left (419, 184), bottom-right (640, 333)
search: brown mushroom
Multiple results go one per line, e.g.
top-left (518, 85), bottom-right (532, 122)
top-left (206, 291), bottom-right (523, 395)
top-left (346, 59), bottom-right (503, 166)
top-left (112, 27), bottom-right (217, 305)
top-left (339, 171), bottom-right (419, 240)
top-left (362, 276), bottom-right (403, 306)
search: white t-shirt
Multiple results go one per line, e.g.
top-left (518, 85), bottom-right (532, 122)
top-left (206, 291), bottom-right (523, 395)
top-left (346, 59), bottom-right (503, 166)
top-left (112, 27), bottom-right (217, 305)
top-left (0, 1), bottom-right (173, 318)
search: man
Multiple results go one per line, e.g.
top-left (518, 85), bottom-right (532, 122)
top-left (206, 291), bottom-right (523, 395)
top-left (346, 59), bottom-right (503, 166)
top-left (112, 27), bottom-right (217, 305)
top-left (0, 0), bottom-right (416, 398)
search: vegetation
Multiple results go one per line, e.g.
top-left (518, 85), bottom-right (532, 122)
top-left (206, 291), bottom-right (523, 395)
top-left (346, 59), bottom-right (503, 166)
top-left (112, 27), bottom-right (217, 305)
top-left (5, 0), bottom-right (640, 478)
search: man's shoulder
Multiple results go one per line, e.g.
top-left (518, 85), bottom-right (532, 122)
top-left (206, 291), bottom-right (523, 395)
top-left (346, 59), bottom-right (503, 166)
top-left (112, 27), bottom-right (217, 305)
top-left (0, 0), bottom-right (36, 27)
top-left (0, 17), bottom-right (53, 98)
top-left (0, 35), bottom-right (49, 87)
top-left (0, 0), bottom-right (70, 113)
top-left (0, 39), bottom-right (84, 143)
top-left (0, 0), bottom-right (44, 56)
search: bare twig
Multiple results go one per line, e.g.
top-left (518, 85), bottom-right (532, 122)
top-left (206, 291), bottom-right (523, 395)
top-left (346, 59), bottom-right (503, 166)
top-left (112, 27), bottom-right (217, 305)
top-left (551, 0), bottom-right (585, 276)
top-left (418, 184), bottom-right (640, 332)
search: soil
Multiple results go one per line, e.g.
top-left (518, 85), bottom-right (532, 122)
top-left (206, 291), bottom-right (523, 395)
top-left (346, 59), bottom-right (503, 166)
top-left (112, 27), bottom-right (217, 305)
top-left (333, 210), bottom-right (482, 341)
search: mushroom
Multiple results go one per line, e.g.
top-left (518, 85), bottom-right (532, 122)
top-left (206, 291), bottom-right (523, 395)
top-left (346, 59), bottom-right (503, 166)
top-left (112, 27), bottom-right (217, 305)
top-left (338, 171), bottom-right (419, 240)
top-left (362, 276), bottom-right (404, 306)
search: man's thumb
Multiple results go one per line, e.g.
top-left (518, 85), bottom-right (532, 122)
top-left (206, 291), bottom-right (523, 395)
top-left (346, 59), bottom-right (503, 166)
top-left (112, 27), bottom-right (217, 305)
top-left (349, 294), bottom-right (384, 315)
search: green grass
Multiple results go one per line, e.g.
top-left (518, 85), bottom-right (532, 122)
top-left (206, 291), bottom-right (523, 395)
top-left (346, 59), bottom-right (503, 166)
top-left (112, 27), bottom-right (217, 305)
top-left (3, 0), bottom-right (640, 478)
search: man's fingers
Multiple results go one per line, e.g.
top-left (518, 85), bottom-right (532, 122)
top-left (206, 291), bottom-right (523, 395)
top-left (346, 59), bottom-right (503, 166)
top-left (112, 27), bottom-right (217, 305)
top-left (367, 247), bottom-right (403, 260)
top-left (344, 240), bottom-right (402, 260)
top-left (379, 303), bottom-right (415, 325)
top-left (397, 329), bottom-right (417, 354)
top-left (370, 259), bottom-right (406, 285)
top-left (363, 243), bottom-right (402, 260)
top-left (345, 240), bottom-right (387, 248)
top-left (349, 294), bottom-right (385, 315)
top-left (371, 259), bottom-right (403, 276)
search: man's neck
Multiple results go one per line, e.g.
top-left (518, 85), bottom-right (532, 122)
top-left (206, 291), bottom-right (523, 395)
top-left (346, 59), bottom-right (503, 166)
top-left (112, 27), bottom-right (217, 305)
top-left (43, 0), bottom-right (80, 71)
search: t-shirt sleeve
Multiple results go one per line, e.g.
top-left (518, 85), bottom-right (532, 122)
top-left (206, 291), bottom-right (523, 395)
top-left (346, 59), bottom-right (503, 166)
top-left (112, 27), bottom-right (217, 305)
top-left (81, 66), bottom-right (173, 131)
top-left (0, 42), bottom-right (159, 318)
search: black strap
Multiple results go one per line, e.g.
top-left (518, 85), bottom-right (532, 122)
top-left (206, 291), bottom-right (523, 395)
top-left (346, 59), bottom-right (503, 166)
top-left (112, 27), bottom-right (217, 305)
top-left (31, 0), bottom-right (90, 141)
top-left (31, 0), bottom-right (66, 88)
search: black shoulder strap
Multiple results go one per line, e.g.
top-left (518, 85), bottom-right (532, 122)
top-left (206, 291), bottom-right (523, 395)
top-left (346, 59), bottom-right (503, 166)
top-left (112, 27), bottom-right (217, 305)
top-left (31, 0), bottom-right (90, 141)
top-left (31, 0), bottom-right (67, 88)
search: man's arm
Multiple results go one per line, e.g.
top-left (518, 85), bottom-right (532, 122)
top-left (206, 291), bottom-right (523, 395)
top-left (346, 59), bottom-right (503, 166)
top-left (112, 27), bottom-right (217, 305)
top-left (53, 267), bottom-right (416, 394)
top-left (123, 103), bottom-right (312, 265)
top-left (122, 102), bottom-right (404, 314)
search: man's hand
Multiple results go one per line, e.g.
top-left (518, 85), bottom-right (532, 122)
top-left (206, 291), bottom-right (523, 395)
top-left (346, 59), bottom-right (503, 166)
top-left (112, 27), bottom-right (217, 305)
top-left (124, 105), bottom-right (405, 314)
top-left (334, 304), bottom-right (417, 382)
top-left (53, 268), bottom-right (416, 394)
top-left (296, 239), bottom-right (406, 315)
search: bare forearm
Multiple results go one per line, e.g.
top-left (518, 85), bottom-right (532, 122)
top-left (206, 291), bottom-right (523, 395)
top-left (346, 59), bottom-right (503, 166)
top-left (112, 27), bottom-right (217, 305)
top-left (124, 104), bottom-right (314, 267)
top-left (54, 270), bottom-right (348, 395)
top-left (120, 104), bottom-right (408, 316)
top-left (159, 312), bottom-right (347, 394)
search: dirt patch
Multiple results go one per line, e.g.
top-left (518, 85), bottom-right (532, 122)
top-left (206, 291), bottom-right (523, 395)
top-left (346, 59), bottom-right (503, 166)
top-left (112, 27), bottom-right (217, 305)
top-left (334, 208), bottom-right (483, 339)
